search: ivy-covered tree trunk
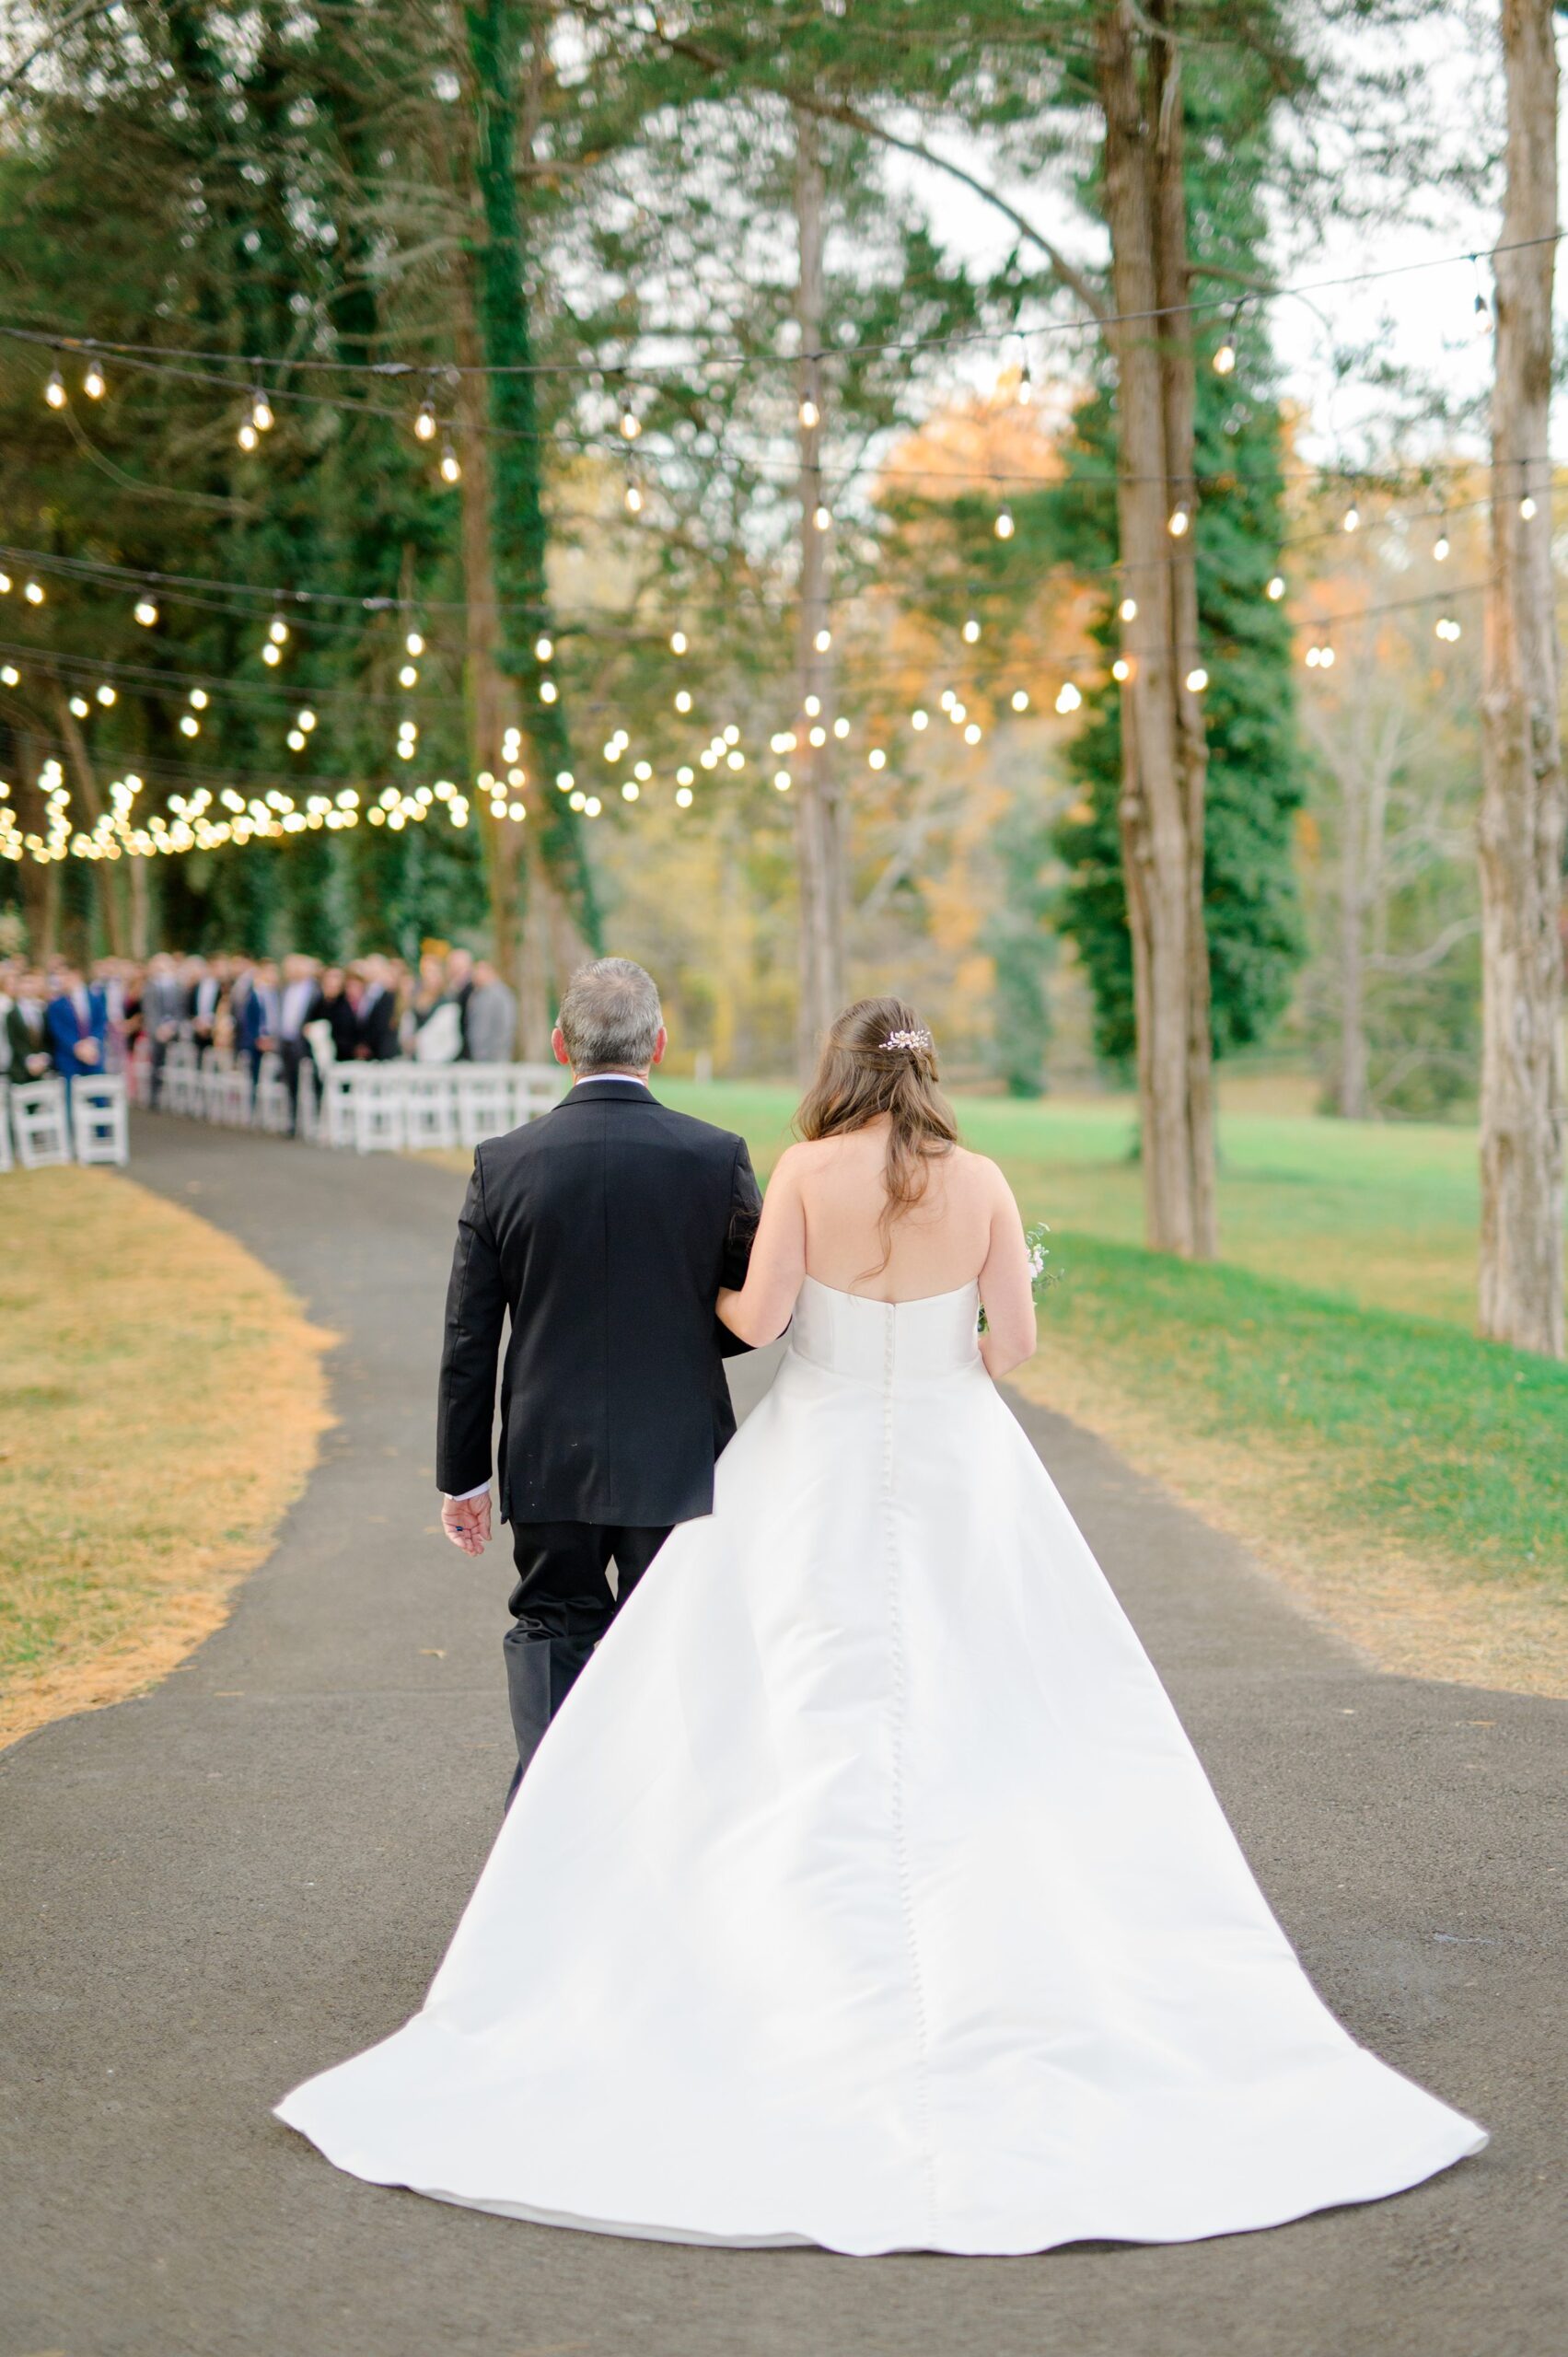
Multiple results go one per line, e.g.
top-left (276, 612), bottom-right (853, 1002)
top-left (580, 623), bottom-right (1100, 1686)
top-left (462, 0), bottom-right (598, 996)
top-left (792, 106), bottom-right (844, 1072)
top-left (1478, 0), bottom-right (1565, 1357)
top-left (1096, 0), bottom-right (1217, 1258)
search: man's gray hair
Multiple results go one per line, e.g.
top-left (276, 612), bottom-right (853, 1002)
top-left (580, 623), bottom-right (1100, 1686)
top-left (557, 956), bottom-right (663, 1074)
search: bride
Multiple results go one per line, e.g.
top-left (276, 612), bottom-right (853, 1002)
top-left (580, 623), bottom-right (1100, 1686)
top-left (276, 997), bottom-right (1485, 2255)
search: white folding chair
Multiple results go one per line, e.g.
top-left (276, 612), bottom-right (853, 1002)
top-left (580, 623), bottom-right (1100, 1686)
top-left (353, 1072), bottom-right (407, 1153)
top-left (254, 1052), bottom-right (293, 1136)
top-left (321, 1067), bottom-right (358, 1149)
top-left (457, 1068), bottom-right (515, 1148)
top-left (0, 1080), bottom-right (12, 1173)
top-left (162, 1040), bottom-right (201, 1115)
top-left (11, 1078), bottom-right (71, 1168)
top-left (510, 1062), bottom-right (570, 1123)
top-left (127, 1037), bottom-right (154, 1109)
top-left (71, 1075), bottom-right (130, 1167)
top-left (403, 1068), bottom-right (458, 1150)
top-left (203, 1065), bottom-right (252, 1126)
top-left (296, 1058), bottom-right (319, 1142)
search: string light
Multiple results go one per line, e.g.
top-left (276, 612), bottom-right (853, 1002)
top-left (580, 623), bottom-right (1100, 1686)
top-left (1112, 656), bottom-right (1132, 681)
top-left (1167, 506), bottom-right (1190, 538)
top-left (1054, 682), bottom-right (1082, 714)
top-left (832, 716), bottom-right (849, 739)
top-left (189, 688), bottom-right (209, 710)
top-left (814, 627), bottom-right (831, 651)
top-left (268, 614), bottom-right (290, 645)
top-left (773, 770), bottom-right (792, 791)
top-left (83, 360), bottom-right (106, 400)
top-left (439, 443), bottom-right (461, 483)
top-left (1342, 504), bottom-right (1360, 533)
top-left (1520, 495), bottom-right (1537, 518)
top-left (674, 689), bottom-right (692, 712)
top-left (1434, 527), bottom-right (1451, 561)
top-left (250, 390), bottom-right (273, 433)
top-left (814, 505), bottom-right (831, 530)
top-left (1213, 310), bottom-right (1238, 375)
top-left (675, 784), bottom-right (693, 807)
top-left (1011, 688), bottom-right (1029, 710)
top-left (911, 708), bottom-right (929, 731)
top-left (1, 665), bottom-right (17, 687)
top-left (868, 747), bottom-right (887, 768)
top-left (1266, 575), bottom-right (1285, 600)
top-left (540, 679), bottom-right (558, 702)
top-left (68, 694), bottom-right (89, 717)
top-left (45, 368), bottom-right (66, 410)
top-left (96, 683), bottom-right (115, 705)
top-left (1119, 596), bottom-right (1137, 621)
top-left (25, 579), bottom-right (45, 606)
top-left (238, 418), bottom-right (259, 451)
top-left (407, 629), bottom-right (425, 656)
top-left (620, 408), bottom-right (641, 440)
top-left (134, 597), bottom-right (157, 626)
top-left (962, 617), bottom-right (981, 643)
top-left (399, 662), bottom-right (419, 687)
top-left (625, 481), bottom-right (644, 514)
top-left (994, 507), bottom-right (1015, 540)
top-left (414, 399), bottom-right (436, 443)
top-left (670, 631), bottom-right (688, 655)
top-left (180, 714), bottom-right (200, 737)
top-left (534, 634), bottom-right (552, 661)
top-left (1185, 666), bottom-right (1209, 692)
top-left (296, 708), bottom-right (316, 731)
top-left (799, 398), bottom-right (819, 429)
top-left (963, 721), bottom-right (981, 743)
top-left (1435, 615), bottom-right (1462, 641)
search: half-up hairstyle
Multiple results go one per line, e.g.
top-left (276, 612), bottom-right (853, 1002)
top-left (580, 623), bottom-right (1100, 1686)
top-left (795, 997), bottom-right (958, 1272)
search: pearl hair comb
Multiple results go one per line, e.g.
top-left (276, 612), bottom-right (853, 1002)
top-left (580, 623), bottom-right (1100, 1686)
top-left (880, 1027), bottom-right (934, 1055)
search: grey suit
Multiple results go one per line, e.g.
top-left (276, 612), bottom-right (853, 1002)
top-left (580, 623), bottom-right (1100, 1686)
top-left (465, 978), bottom-right (517, 1065)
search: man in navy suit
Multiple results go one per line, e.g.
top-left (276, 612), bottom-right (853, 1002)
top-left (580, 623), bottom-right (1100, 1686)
top-left (44, 967), bottom-right (108, 1086)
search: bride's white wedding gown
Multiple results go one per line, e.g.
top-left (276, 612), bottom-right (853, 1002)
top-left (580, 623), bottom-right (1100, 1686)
top-left (276, 1277), bottom-right (1485, 2254)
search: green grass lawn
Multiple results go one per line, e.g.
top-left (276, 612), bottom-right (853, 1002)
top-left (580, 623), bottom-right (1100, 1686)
top-left (660, 1079), bottom-right (1568, 1679)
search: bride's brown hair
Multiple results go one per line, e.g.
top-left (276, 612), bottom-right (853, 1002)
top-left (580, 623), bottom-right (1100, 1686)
top-left (795, 997), bottom-right (958, 1271)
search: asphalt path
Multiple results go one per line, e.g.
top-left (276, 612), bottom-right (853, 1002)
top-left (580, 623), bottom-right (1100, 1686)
top-left (2, 1114), bottom-right (1562, 2357)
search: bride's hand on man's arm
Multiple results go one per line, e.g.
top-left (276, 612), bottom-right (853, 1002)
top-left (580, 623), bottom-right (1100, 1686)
top-left (718, 1149), bottom-right (807, 1347)
top-left (977, 1167), bottom-right (1038, 1380)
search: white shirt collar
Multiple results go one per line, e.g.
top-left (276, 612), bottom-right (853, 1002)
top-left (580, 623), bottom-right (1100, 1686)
top-left (572, 1071), bottom-right (650, 1088)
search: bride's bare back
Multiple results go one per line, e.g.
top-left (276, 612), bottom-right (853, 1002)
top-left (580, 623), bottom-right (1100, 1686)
top-left (719, 1116), bottom-right (1038, 1376)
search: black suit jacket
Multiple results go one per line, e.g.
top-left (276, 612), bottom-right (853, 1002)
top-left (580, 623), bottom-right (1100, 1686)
top-left (356, 987), bottom-right (400, 1061)
top-left (436, 1079), bottom-right (763, 1527)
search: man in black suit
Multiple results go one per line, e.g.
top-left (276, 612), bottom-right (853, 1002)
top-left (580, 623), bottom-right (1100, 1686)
top-left (436, 957), bottom-right (761, 1794)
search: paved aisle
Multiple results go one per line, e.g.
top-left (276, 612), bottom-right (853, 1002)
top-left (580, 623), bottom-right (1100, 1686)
top-left (2, 1119), bottom-right (1562, 2357)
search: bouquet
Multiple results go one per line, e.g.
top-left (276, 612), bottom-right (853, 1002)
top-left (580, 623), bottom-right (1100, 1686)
top-left (979, 1223), bottom-right (1059, 1330)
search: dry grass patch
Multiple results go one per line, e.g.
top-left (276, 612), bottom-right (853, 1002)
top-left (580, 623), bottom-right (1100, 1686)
top-left (0, 1166), bottom-right (332, 1748)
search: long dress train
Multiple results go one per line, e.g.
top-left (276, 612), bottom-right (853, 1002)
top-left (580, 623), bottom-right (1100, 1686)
top-left (276, 1277), bottom-right (1485, 2254)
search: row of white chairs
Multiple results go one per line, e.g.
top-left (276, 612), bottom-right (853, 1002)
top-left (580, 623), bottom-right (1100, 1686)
top-left (134, 1040), bottom-right (568, 1154)
top-left (0, 1074), bottom-right (130, 1170)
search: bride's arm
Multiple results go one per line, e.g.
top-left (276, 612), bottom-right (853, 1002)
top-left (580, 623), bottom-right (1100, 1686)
top-left (977, 1165), bottom-right (1038, 1378)
top-left (717, 1149), bottom-right (807, 1346)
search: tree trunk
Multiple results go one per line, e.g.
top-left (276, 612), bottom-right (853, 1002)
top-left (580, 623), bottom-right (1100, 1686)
top-left (1478, 0), bottom-right (1566, 1356)
top-left (54, 684), bottom-right (129, 958)
top-left (460, 0), bottom-right (598, 978)
top-left (1338, 756), bottom-right (1370, 1120)
top-left (1096, 0), bottom-right (1217, 1257)
top-left (792, 105), bottom-right (844, 1076)
top-left (13, 730), bottom-right (57, 959)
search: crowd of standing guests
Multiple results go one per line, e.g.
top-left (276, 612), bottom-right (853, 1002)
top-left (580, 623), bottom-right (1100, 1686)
top-left (1, 946), bottom-right (519, 1118)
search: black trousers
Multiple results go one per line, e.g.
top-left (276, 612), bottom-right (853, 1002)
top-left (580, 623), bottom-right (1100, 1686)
top-left (503, 1519), bottom-right (671, 1800)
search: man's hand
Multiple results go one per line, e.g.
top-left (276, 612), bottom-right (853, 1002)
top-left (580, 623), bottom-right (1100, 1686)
top-left (441, 1492), bottom-right (492, 1557)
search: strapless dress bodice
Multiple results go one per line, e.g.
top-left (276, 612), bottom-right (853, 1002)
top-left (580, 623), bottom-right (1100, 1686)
top-left (786, 1273), bottom-right (981, 1385)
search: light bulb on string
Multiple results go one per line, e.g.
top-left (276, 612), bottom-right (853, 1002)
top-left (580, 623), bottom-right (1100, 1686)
top-left (813, 505), bottom-right (831, 530)
top-left (83, 360), bottom-right (106, 400)
top-left (1434, 525), bottom-right (1451, 561)
top-left (540, 679), bottom-right (558, 703)
top-left (1, 665), bottom-right (19, 688)
top-left (1520, 495), bottom-right (1537, 519)
top-left (414, 399), bottom-right (436, 443)
top-left (1119, 595), bottom-right (1137, 621)
top-left (406, 629), bottom-right (424, 656)
top-left (1266, 575), bottom-right (1285, 600)
top-left (1213, 307), bottom-right (1238, 375)
top-left (814, 627), bottom-right (831, 652)
top-left (534, 634), bottom-right (552, 662)
top-left (1112, 656), bottom-right (1132, 681)
top-left (439, 443), bottom-right (461, 484)
top-left (1435, 615), bottom-right (1462, 642)
top-left (1011, 689), bottom-right (1030, 711)
top-left (1055, 682), bottom-right (1082, 714)
top-left (269, 615), bottom-right (290, 645)
top-left (1186, 667), bottom-right (1209, 693)
top-left (962, 617), bottom-right (981, 644)
top-left (45, 368), bottom-right (66, 410)
top-left (994, 506), bottom-right (1015, 540)
top-left (238, 419), bottom-right (259, 451)
top-left (1167, 505), bottom-right (1190, 538)
top-left (799, 397), bottom-right (819, 430)
top-left (911, 708), bottom-right (929, 731)
top-left (624, 480), bottom-right (644, 514)
top-left (1342, 504), bottom-right (1360, 533)
top-left (670, 631), bottom-right (688, 655)
top-left (675, 689), bottom-right (692, 713)
top-left (96, 683), bottom-right (116, 706)
top-left (180, 714), bottom-right (200, 737)
top-left (250, 389), bottom-right (273, 432)
top-left (399, 663), bottom-right (419, 687)
top-left (620, 407), bottom-right (641, 441)
top-left (189, 688), bottom-right (209, 710)
top-left (69, 694), bottom-right (89, 718)
top-left (25, 579), bottom-right (46, 606)
top-left (134, 597), bottom-right (157, 626)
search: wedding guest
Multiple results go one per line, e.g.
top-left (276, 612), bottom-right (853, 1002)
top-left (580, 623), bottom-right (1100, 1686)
top-left (408, 950), bottom-right (462, 1063)
top-left (354, 957), bottom-right (401, 1062)
top-left (5, 970), bottom-right (53, 1083)
top-left (465, 958), bottom-right (517, 1065)
top-left (44, 965), bottom-right (108, 1085)
top-left (314, 966), bottom-right (360, 1062)
top-left (446, 946), bottom-right (475, 1060)
top-left (276, 953), bottom-right (321, 1131)
top-left (141, 952), bottom-right (186, 1098)
top-left (186, 955), bottom-right (226, 1051)
top-left (238, 958), bottom-right (281, 1091)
